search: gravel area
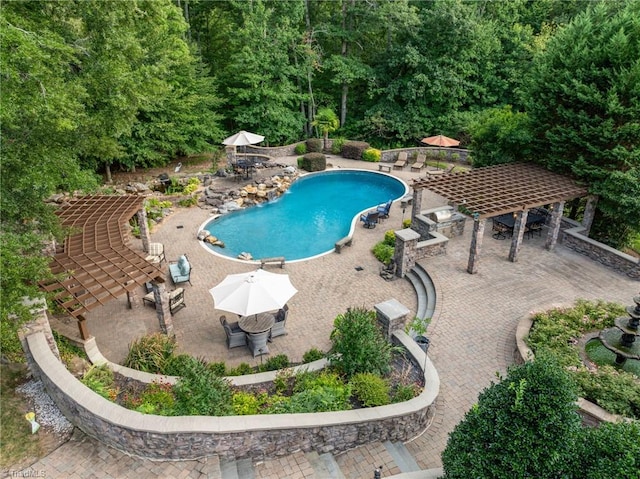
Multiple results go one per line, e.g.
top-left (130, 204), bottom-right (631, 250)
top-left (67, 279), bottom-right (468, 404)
top-left (16, 379), bottom-right (74, 435)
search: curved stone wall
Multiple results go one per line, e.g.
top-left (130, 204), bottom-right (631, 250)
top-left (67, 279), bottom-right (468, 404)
top-left (25, 330), bottom-right (439, 461)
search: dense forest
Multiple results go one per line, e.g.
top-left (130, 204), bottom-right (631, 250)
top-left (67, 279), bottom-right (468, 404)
top-left (1, 0), bottom-right (639, 347)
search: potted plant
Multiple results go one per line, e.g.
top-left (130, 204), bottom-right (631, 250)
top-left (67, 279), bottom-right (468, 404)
top-left (405, 316), bottom-right (431, 353)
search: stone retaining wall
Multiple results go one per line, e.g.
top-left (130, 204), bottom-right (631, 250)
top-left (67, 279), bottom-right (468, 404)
top-left (381, 147), bottom-right (470, 163)
top-left (559, 219), bottom-right (639, 279)
top-left (25, 330), bottom-right (439, 461)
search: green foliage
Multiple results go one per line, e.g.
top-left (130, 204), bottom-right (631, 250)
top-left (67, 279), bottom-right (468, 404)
top-left (391, 383), bottom-right (421, 404)
top-left (81, 364), bottom-right (116, 400)
top-left (329, 307), bottom-right (395, 378)
top-left (526, 299), bottom-right (639, 418)
top-left (305, 138), bottom-right (323, 153)
top-left (383, 230), bottom-right (396, 247)
top-left (294, 143), bottom-right (307, 155)
top-left (124, 333), bottom-right (176, 373)
top-left (302, 348), bottom-right (325, 363)
top-left (52, 330), bottom-right (87, 368)
top-left (442, 354), bottom-right (582, 479)
top-left (525, 1), bottom-right (640, 247)
top-left (227, 363), bottom-right (254, 376)
top-left (571, 421), bottom-right (640, 479)
top-left (172, 358), bottom-right (233, 416)
top-left (266, 370), bottom-right (351, 414)
top-left (134, 381), bottom-right (175, 416)
top-left (331, 138), bottom-right (346, 155)
top-left (342, 141), bottom-right (370, 160)
top-left (350, 373), bottom-right (390, 407)
top-left (162, 353), bottom-right (205, 377)
top-left (177, 196), bottom-right (198, 208)
top-left (361, 148), bottom-right (381, 162)
top-left (372, 242), bottom-right (394, 265)
top-left (402, 219), bottom-right (412, 229)
top-left (232, 390), bottom-right (267, 415)
top-left (259, 354), bottom-right (290, 372)
top-left (405, 316), bottom-right (431, 337)
top-left (208, 362), bottom-right (227, 377)
top-left (312, 108), bottom-right (339, 145)
top-left (301, 152), bottom-right (326, 172)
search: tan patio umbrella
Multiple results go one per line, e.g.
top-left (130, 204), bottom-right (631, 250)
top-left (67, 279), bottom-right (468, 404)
top-left (420, 134), bottom-right (460, 148)
top-left (421, 135), bottom-right (460, 168)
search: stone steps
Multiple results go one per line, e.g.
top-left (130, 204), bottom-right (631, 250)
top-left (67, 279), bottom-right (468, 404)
top-left (218, 442), bottom-right (442, 479)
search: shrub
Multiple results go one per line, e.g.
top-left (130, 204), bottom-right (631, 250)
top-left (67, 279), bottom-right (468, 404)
top-left (297, 156), bottom-right (304, 168)
top-left (172, 359), bottom-right (233, 416)
top-left (266, 370), bottom-right (352, 413)
top-left (372, 242), bottom-right (394, 265)
top-left (301, 152), bottom-right (326, 172)
top-left (183, 177), bottom-right (200, 195)
top-left (342, 141), bottom-right (370, 160)
top-left (362, 148), bottom-right (381, 162)
top-left (294, 143), bottom-right (307, 155)
top-left (350, 373), bottom-right (390, 407)
top-left (383, 230), bottom-right (396, 247)
top-left (273, 368), bottom-right (296, 395)
top-left (260, 354), bottom-right (290, 372)
top-left (135, 381), bottom-right (175, 416)
top-left (208, 361), bottom-right (227, 377)
top-left (391, 383), bottom-right (421, 403)
top-left (402, 219), bottom-right (411, 228)
top-left (442, 354), bottom-right (582, 479)
top-left (331, 137), bottom-right (346, 154)
top-left (302, 348), bottom-right (325, 363)
top-left (232, 390), bottom-right (267, 415)
top-left (81, 364), bottom-right (116, 400)
top-left (227, 362), bottom-right (253, 376)
top-left (124, 333), bottom-right (176, 373)
top-left (178, 195), bottom-right (198, 207)
top-left (162, 354), bottom-right (208, 376)
top-left (306, 138), bottom-right (323, 153)
top-left (329, 307), bottom-right (395, 378)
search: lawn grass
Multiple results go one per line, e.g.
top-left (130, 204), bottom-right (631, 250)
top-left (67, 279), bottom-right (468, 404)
top-left (0, 364), bottom-right (42, 471)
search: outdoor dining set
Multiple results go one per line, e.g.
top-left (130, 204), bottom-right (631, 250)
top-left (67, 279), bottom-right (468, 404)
top-left (210, 268), bottom-right (297, 357)
top-left (491, 211), bottom-right (547, 240)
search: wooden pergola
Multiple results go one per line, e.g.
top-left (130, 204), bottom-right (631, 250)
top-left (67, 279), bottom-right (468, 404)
top-left (39, 196), bottom-right (164, 338)
top-left (411, 163), bottom-right (592, 273)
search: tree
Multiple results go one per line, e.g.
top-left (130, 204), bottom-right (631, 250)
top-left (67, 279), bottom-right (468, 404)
top-left (525, 1), bottom-right (640, 248)
top-left (442, 355), bottom-right (582, 478)
top-left (312, 107), bottom-right (339, 150)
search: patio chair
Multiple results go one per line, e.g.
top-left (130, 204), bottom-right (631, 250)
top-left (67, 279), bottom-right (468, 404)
top-left (169, 254), bottom-right (192, 286)
top-left (247, 330), bottom-right (270, 357)
top-left (145, 243), bottom-right (166, 265)
top-left (220, 316), bottom-right (247, 349)
top-left (269, 305), bottom-right (289, 340)
top-left (359, 211), bottom-right (379, 229)
top-left (376, 200), bottom-right (392, 219)
top-left (410, 153), bottom-right (427, 172)
top-left (169, 288), bottom-right (186, 315)
top-left (393, 152), bottom-right (408, 170)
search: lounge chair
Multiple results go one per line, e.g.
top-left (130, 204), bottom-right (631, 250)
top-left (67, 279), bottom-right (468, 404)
top-left (269, 305), bottom-right (289, 340)
top-left (169, 254), bottom-right (192, 286)
top-left (393, 152), bottom-right (408, 170)
top-left (376, 200), bottom-right (392, 219)
top-left (359, 211), bottom-right (379, 229)
top-left (145, 242), bottom-right (166, 265)
top-left (426, 165), bottom-right (455, 177)
top-left (410, 153), bottom-right (427, 172)
top-left (247, 330), bottom-right (270, 357)
top-left (220, 316), bottom-right (247, 349)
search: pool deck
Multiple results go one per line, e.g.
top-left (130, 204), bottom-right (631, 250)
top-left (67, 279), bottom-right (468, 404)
top-left (41, 156), bottom-right (637, 478)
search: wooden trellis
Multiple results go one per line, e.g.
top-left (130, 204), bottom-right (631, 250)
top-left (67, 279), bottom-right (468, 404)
top-left (39, 196), bottom-right (163, 319)
top-left (413, 163), bottom-right (589, 218)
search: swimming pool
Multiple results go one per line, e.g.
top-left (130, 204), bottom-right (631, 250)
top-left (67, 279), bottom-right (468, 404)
top-left (200, 169), bottom-right (407, 262)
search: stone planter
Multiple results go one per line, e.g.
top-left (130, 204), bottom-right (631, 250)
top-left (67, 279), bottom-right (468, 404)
top-left (415, 335), bottom-right (430, 354)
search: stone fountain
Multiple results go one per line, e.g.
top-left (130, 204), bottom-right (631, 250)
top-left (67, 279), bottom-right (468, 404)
top-left (599, 294), bottom-right (640, 365)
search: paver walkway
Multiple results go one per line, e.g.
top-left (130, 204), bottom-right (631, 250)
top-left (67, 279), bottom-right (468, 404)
top-left (24, 157), bottom-right (637, 478)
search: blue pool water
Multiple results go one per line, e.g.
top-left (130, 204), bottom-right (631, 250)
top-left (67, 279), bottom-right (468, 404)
top-left (202, 170), bottom-right (407, 261)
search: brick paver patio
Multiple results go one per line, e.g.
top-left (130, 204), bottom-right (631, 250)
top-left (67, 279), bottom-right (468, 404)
top-left (29, 157), bottom-right (636, 478)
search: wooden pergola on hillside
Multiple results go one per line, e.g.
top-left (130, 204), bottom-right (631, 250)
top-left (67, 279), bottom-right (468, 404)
top-left (39, 196), bottom-right (164, 339)
top-left (411, 163), bottom-right (592, 274)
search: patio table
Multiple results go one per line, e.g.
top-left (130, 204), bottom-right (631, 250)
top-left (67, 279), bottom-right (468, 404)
top-left (492, 213), bottom-right (546, 240)
top-left (238, 312), bottom-right (275, 334)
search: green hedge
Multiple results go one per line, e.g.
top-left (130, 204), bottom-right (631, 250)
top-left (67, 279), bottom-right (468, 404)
top-left (342, 141), bottom-right (370, 160)
top-left (301, 152), bottom-right (326, 171)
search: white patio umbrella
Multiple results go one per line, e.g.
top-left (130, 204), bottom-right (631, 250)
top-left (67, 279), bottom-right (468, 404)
top-left (222, 130), bottom-right (265, 147)
top-left (209, 269), bottom-right (297, 317)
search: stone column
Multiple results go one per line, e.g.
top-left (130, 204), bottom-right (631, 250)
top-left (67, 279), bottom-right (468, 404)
top-left (411, 187), bottom-right (424, 225)
top-left (545, 201), bottom-right (565, 251)
top-left (137, 207), bottom-right (151, 253)
top-left (508, 210), bottom-right (528, 263)
top-left (466, 216), bottom-right (485, 274)
top-left (153, 278), bottom-right (174, 337)
top-left (374, 299), bottom-right (410, 340)
top-left (126, 281), bottom-right (142, 309)
top-left (18, 297), bottom-right (61, 365)
top-left (581, 195), bottom-right (598, 237)
top-left (395, 228), bottom-right (420, 278)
